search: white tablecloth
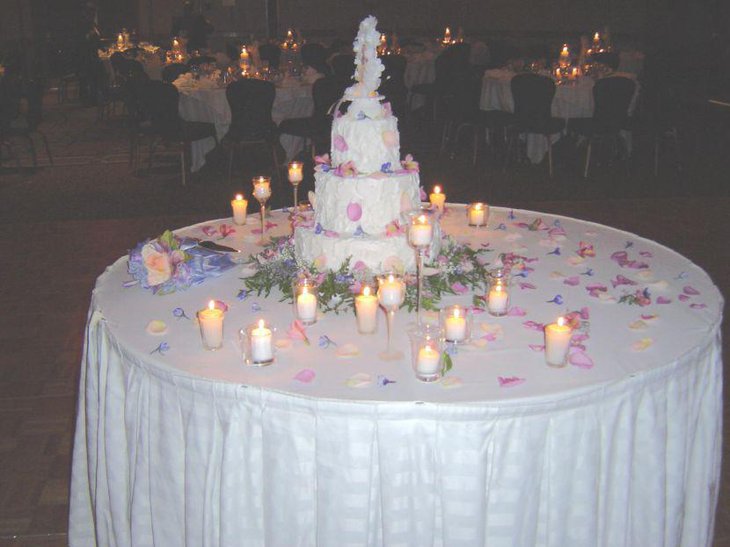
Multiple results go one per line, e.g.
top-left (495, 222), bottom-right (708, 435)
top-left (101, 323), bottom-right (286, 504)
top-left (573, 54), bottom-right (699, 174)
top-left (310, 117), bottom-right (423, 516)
top-left (176, 80), bottom-right (314, 172)
top-left (480, 71), bottom-right (637, 164)
top-left (100, 53), bottom-right (165, 85)
top-left (69, 207), bottom-right (723, 546)
top-left (403, 50), bottom-right (436, 111)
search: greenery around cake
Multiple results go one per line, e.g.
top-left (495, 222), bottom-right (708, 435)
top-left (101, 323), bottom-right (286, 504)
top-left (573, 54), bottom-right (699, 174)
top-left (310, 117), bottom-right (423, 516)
top-left (241, 234), bottom-right (492, 314)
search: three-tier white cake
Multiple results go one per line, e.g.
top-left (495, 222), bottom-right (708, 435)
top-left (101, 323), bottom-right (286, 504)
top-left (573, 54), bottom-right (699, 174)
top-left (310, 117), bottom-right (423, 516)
top-left (294, 16), bottom-right (438, 272)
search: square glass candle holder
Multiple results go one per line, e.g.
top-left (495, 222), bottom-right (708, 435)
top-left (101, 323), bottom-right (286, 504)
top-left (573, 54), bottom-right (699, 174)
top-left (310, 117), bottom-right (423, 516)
top-left (240, 319), bottom-right (276, 366)
top-left (440, 304), bottom-right (472, 344)
top-left (487, 268), bottom-right (511, 316)
top-left (408, 324), bottom-right (445, 382)
top-left (292, 278), bottom-right (319, 325)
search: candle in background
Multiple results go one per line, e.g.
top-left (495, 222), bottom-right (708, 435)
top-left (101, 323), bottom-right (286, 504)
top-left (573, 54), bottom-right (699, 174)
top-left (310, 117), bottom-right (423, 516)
top-left (442, 27), bottom-right (452, 45)
top-left (250, 319), bottom-right (273, 363)
top-left (117, 33), bottom-right (124, 48)
top-left (409, 214), bottom-right (433, 246)
top-left (544, 316), bottom-right (573, 367)
top-left (592, 32), bottom-right (601, 51)
top-left (296, 286), bottom-right (317, 323)
top-left (429, 185), bottom-right (446, 215)
top-left (252, 176), bottom-right (271, 200)
top-left (444, 307), bottom-right (467, 342)
top-left (288, 161), bottom-right (303, 183)
top-left (378, 274), bottom-right (405, 308)
top-left (467, 202), bottom-right (488, 226)
top-left (231, 193), bottom-right (248, 225)
top-left (559, 44), bottom-right (570, 68)
top-left (417, 343), bottom-right (441, 375)
top-left (355, 286), bottom-right (378, 334)
top-left (197, 300), bottom-right (224, 350)
top-left (487, 283), bottom-right (509, 316)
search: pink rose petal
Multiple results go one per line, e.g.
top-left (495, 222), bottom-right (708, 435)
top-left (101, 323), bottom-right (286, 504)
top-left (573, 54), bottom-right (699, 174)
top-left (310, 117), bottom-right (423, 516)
top-left (498, 376), bottom-right (526, 388)
top-left (523, 320), bottom-right (545, 331)
top-left (569, 349), bottom-right (594, 369)
top-left (563, 276), bottom-right (580, 286)
top-left (293, 369), bottom-right (316, 383)
top-left (507, 306), bottom-right (527, 317)
top-left (529, 344), bottom-right (545, 352)
top-left (690, 303), bottom-right (707, 309)
top-left (683, 285), bottom-right (700, 296)
top-left (656, 296), bottom-right (672, 304)
top-left (678, 294), bottom-right (690, 302)
top-left (519, 282), bottom-right (537, 290)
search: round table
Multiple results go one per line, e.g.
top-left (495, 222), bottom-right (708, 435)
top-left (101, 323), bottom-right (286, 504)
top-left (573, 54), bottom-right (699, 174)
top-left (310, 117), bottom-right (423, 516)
top-left (69, 206), bottom-right (723, 546)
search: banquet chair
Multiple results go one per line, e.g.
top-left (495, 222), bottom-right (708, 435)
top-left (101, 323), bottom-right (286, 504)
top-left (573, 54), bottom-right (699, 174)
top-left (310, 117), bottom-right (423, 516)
top-left (258, 43), bottom-right (282, 70)
top-left (1, 79), bottom-right (54, 169)
top-left (301, 43), bottom-right (331, 77)
top-left (134, 80), bottom-right (218, 186)
top-left (379, 54), bottom-right (408, 121)
top-left (223, 79), bottom-right (280, 185)
top-left (162, 63), bottom-right (190, 84)
top-left (568, 76), bottom-right (636, 178)
top-left (504, 73), bottom-right (565, 177)
top-left (442, 69), bottom-right (514, 165)
top-left (278, 76), bottom-right (343, 158)
top-left (0, 76), bottom-right (22, 169)
top-left (330, 54), bottom-right (355, 88)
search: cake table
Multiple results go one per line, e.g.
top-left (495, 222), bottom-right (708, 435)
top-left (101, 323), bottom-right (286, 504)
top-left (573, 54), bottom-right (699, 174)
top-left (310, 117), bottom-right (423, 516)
top-left (69, 206), bottom-right (723, 547)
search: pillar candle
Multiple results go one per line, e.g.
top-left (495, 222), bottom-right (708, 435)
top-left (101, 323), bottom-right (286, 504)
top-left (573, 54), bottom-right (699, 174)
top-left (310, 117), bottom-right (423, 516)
top-left (250, 319), bottom-right (273, 363)
top-left (355, 286), bottom-right (378, 334)
top-left (487, 284), bottom-right (509, 315)
top-left (409, 215), bottom-right (433, 246)
top-left (429, 185), bottom-right (446, 215)
top-left (231, 194), bottom-right (248, 225)
top-left (444, 308), bottom-right (467, 342)
top-left (468, 202), bottom-right (487, 226)
top-left (417, 344), bottom-right (441, 375)
top-left (378, 275), bottom-right (405, 308)
top-left (198, 300), bottom-right (224, 350)
top-left (296, 287), bottom-right (317, 323)
top-left (288, 161), bottom-right (303, 183)
top-left (544, 317), bottom-right (573, 366)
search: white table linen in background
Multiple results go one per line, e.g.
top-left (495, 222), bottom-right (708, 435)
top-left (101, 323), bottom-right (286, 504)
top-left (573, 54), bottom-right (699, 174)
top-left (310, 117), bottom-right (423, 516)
top-left (176, 80), bottom-right (314, 172)
top-left (403, 50), bottom-right (436, 110)
top-left (69, 207), bottom-right (723, 547)
top-left (480, 71), bottom-right (637, 164)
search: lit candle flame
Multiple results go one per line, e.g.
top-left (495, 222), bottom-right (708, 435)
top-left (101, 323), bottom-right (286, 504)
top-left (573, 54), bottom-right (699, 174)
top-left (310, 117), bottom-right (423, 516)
top-left (258, 319), bottom-right (265, 329)
top-left (388, 274), bottom-right (395, 283)
top-left (363, 286), bottom-right (371, 297)
top-left (235, 193), bottom-right (244, 201)
top-left (417, 214), bottom-right (427, 224)
top-left (475, 203), bottom-right (483, 211)
top-left (495, 284), bottom-right (503, 293)
top-left (557, 316), bottom-right (565, 327)
top-left (208, 300), bottom-right (215, 311)
top-left (433, 185), bottom-right (441, 194)
top-left (454, 308), bottom-right (461, 318)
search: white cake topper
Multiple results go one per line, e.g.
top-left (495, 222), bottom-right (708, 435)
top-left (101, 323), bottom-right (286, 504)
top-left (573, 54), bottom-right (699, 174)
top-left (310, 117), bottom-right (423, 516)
top-left (344, 16), bottom-right (384, 100)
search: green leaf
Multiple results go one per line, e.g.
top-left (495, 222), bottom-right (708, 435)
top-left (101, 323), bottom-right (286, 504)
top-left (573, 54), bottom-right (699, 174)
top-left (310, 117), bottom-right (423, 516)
top-left (441, 352), bottom-right (453, 376)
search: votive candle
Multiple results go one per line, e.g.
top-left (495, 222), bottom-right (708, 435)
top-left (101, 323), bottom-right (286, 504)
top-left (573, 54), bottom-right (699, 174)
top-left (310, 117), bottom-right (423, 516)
top-left (296, 286), bottom-right (317, 323)
top-left (467, 202), bottom-right (488, 226)
top-left (250, 319), bottom-right (273, 363)
top-left (409, 214), bottom-right (433, 246)
top-left (429, 185), bottom-right (446, 215)
top-left (444, 307), bottom-right (467, 342)
top-left (378, 274), bottom-right (405, 308)
top-left (488, 283), bottom-right (509, 316)
top-left (355, 286), bottom-right (378, 334)
top-left (417, 344), bottom-right (441, 375)
top-left (544, 317), bottom-right (573, 367)
top-left (197, 300), bottom-right (224, 350)
top-left (252, 176), bottom-right (271, 200)
top-left (231, 193), bottom-right (248, 225)
top-left (288, 161), bottom-right (303, 183)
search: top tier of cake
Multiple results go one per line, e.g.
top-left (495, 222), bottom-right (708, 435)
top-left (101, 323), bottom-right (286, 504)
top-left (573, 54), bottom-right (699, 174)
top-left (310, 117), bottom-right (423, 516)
top-left (329, 98), bottom-right (401, 174)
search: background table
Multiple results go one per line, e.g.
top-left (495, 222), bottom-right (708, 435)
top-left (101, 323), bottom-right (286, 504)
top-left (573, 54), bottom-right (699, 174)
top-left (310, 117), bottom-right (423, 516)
top-left (69, 206), bottom-right (722, 546)
top-left (480, 70), bottom-right (637, 164)
top-left (177, 80), bottom-right (314, 172)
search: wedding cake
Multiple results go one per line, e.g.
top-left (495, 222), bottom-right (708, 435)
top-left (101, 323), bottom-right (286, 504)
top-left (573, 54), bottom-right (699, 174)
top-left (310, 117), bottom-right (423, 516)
top-left (294, 16), bottom-right (438, 272)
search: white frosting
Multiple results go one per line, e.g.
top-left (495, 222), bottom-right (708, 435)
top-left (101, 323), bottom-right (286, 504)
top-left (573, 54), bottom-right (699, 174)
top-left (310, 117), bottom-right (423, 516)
top-left (313, 170), bottom-right (418, 235)
top-left (295, 223), bottom-right (441, 273)
top-left (330, 107), bottom-right (401, 173)
top-left (344, 15), bottom-right (384, 101)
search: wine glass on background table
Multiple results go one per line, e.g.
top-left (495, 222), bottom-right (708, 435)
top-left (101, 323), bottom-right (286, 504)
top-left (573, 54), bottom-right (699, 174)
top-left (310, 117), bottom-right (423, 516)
top-left (252, 176), bottom-right (272, 245)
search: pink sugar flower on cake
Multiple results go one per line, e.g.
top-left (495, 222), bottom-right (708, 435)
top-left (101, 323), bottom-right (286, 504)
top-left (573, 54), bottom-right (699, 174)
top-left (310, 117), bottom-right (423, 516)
top-left (333, 135), bottom-right (348, 152)
top-left (384, 220), bottom-right (405, 237)
top-left (334, 161), bottom-right (358, 177)
top-left (382, 130), bottom-right (398, 148)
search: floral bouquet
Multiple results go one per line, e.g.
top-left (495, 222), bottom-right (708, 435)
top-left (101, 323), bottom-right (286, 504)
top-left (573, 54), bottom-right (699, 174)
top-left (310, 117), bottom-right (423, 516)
top-left (127, 230), bottom-right (236, 295)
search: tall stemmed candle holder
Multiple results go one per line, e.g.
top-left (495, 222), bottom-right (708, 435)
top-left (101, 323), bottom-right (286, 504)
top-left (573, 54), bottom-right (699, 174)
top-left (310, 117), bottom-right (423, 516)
top-left (288, 161), bottom-right (303, 216)
top-left (406, 209), bottom-right (435, 322)
top-left (487, 268), bottom-right (510, 316)
top-left (252, 176), bottom-right (272, 245)
top-left (377, 273), bottom-right (406, 361)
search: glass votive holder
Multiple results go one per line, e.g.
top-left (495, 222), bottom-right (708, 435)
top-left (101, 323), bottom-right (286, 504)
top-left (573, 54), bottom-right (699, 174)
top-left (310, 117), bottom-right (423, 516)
top-left (406, 208), bottom-right (435, 248)
top-left (408, 324), bottom-right (445, 382)
top-left (487, 268), bottom-right (510, 317)
top-left (544, 316), bottom-right (573, 367)
top-left (440, 304), bottom-right (472, 344)
top-left (292, 277), bottom-right (319, 325)
top-left (240, 319), bottom-right (276, 366)
top-left (467, 202), bottom-right (489, 227)
top-left (355, 285), bottom-right (378, 334)
top-left (197, 300), bottom-right (225, 350)
top-left (252, 176), bottom-right (272, 201)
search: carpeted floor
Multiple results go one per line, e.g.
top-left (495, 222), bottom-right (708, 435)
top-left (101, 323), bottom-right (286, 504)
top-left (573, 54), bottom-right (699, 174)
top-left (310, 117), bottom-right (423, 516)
top-left (0, 91), bottom-right (728, 546)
